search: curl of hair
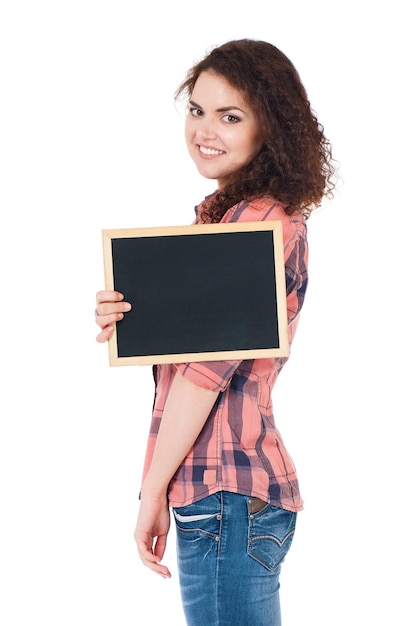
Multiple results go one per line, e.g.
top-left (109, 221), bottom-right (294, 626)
top-left (175, 39), bottom-right (337, 222)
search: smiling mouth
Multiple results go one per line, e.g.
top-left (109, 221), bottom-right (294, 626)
top-left (199, 145), bottom-right (225, 156)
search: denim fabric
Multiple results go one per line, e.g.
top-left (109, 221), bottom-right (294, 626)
top-left (173, 491), bottom-right (297, 626)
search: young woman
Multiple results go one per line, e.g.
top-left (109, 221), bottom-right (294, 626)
top-left (95, 39), bottom-right (335, 626)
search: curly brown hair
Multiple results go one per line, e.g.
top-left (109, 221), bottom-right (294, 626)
top-left (175, 39), bottom-right (336, 222)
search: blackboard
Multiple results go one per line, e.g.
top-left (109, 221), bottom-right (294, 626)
top-left (102, 221), bottom-right (289, 366)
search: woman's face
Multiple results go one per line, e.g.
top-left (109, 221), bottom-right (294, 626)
top-left (185, 71), bottom-right (263, 188)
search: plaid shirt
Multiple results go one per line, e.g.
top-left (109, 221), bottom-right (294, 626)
top-left (142, 197), bottom-right (308, 512)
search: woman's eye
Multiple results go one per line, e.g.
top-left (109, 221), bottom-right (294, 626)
top-left (189, 107), bottom-right (203, 117)
top-left (223, 114), bottom-right (240, 124)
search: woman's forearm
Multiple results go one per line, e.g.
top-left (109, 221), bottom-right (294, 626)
top-left (142, 371), bottom-right (219, 496)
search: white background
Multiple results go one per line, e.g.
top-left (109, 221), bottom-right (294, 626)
top-left (1, 1), bottom-right (414, 624)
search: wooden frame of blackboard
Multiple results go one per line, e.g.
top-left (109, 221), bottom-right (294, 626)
top-left (102, 221), bottom-right (289, 366)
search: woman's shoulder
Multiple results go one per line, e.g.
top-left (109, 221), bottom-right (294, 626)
top-left (223, 197), bottom-right (306, 235)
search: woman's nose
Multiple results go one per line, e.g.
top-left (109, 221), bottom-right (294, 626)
top-left (197, 116), bottom-right (217, 140)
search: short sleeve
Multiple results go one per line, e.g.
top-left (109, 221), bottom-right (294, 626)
top-left (174, 360), bottom-right (242, 392)
top-left (283, 219), bottom-right (308, 323)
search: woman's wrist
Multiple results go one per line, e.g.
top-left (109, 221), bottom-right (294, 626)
top-left (141, 474), bottom-right (169, 499)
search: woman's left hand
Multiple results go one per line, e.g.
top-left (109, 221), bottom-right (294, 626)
top-left (134, 489), bottom-right (171, 579)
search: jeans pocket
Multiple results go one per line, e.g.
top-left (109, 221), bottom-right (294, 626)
top-left (248, 505), bottom-right (297, 572)
top-left (173, 494), bottom-right (221, 540)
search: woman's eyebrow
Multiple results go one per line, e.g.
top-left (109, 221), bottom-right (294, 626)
top-left (217, 105), bottom-right (245, 113)
top-left (189, 99), bottom-right (246, 114)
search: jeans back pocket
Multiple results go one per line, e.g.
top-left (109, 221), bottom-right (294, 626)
top-left (248, 505), bottom-right (297, 572)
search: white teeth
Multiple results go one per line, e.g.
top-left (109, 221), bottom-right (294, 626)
top-left (199, 145), bottom-right (224, 155)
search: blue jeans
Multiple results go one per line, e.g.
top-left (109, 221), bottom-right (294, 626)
top-left (173, 491), bottom-right (297, 626)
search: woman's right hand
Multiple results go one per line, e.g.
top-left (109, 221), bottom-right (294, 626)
top-left (95, 290), bottom-right (132, 343)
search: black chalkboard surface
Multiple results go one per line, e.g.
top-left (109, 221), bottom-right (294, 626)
top-left (102, 221), bottom-right (288, 365)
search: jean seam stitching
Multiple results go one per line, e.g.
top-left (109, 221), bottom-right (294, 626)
top-left (214, 491), bottom-right (223, 625)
